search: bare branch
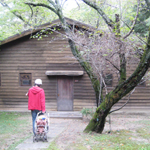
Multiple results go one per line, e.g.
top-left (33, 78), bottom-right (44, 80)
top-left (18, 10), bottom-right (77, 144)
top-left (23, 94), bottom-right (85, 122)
top-left (123, 0), bottom-right (140, 39)
top-left (47, 0), bottom-right (57, 8)
top-left (75, 0), bottom-right (80, 9)
top-left (105, 58), bottom-right (120, 71)
top-left (61, 0), bottom-right (68, 8)
top-left (121, 19), bottom-right (147, 44)
top-left (109, 88), bottom-right (135, 114)
top-left (28, 4), bottom-right (33, 18)
top-left (82, 0), bottom-right (115, 29)
top-left (25, 2), bottom-right (57, 14)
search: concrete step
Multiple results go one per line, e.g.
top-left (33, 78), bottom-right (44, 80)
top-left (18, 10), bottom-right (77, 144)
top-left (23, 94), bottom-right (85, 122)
top-left (48, 111), bottom-right (83, 119)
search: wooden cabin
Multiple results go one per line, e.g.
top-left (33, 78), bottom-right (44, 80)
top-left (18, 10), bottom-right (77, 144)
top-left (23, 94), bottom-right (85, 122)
top-left (0, 18), bottom-right (97, 112)
top-left (0, 18), bottom-right (150, 112)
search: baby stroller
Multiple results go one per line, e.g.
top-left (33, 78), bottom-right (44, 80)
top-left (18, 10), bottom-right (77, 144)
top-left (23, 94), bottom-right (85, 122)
top-left (33, 111), bottom-right (49, 142)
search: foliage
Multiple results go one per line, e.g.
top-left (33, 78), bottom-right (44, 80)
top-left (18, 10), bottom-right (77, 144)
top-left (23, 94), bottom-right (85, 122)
top-left (65, 3), bottom-right (102, 28)
top-left (0, 0), bottom-right (58, 41)
top-left (81, 108), bottom-right (96, 117)
top-left (125, 0), bottom-right (150, 37)
top-left (0, 0), bottom-right (141, 41)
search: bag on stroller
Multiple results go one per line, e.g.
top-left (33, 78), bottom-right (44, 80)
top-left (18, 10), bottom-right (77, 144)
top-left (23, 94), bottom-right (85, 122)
top-left (33, 112), bottom-right (49, 142)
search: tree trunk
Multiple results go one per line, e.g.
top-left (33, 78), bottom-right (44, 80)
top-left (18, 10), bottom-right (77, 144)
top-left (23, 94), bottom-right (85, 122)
top-left (84, 93), bottom-right (112, 133)
top-left (68, 39), bottom-right (100, 106)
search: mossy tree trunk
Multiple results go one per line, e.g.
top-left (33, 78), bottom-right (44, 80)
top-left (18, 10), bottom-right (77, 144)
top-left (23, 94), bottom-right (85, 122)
top-left (68, 39), bottom-right (100, 106)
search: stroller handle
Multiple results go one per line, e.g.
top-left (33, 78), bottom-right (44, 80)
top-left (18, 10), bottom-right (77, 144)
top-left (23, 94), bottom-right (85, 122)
top-left (37, 111), bottom-right (49, 117)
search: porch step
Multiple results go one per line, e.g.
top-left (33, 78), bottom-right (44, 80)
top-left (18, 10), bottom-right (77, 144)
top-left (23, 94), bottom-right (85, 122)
top-left (48, 111), bottom-right (83, 119)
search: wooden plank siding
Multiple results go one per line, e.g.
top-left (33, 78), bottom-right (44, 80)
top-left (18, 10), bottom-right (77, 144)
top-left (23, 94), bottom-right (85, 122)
top-left (0, 30), bottom-right (97, 111)
top-left (106, 60), bottom-right (150, 111)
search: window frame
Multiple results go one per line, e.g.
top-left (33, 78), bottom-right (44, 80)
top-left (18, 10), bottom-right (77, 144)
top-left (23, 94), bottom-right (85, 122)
top-left (104, 74), bottom-right (113, 87)
top-left (19, 73), bottom-right (32, 86)
top-left (0, 72), bottom-right (2, 87)
top-left (137, 77), bottom-right (146, 87)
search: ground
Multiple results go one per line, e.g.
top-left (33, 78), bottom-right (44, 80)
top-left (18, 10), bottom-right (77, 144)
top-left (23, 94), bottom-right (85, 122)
top-left (1, 112), bottom-right (150, 150)
top-left (53, 113), bottom-right (150, 149)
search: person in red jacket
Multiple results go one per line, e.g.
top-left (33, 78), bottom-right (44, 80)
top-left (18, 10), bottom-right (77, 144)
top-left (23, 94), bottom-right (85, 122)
top-left (27, 79), bottom-right (46, 135)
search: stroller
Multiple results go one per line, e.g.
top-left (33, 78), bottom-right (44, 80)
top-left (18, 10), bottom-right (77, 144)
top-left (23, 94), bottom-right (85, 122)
top-left (33, 111), bottom-right (49, 142)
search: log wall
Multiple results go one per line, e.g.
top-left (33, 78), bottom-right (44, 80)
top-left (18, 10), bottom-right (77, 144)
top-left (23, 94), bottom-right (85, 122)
top-left (107, 61), bottom-right (150, 111)
top-left (0, 31), bottom-right (96, 111)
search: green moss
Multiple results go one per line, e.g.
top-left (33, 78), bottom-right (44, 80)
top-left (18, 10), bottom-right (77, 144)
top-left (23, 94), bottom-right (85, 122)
top-left (84, 119), bottom-right (97, 133)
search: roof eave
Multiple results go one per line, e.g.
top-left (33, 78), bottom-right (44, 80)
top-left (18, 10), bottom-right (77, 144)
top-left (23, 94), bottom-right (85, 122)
top-left (0, 17), bottom-right (96, 46)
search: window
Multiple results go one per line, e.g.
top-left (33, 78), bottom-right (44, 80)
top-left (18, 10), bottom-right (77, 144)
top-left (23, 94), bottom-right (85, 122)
top-left (104, 74), bottom-right (113, 87)
top-left (20, 73), bottom-right (32, 86)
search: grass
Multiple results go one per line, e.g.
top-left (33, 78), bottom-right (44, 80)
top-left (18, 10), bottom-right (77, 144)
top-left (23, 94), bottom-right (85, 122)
top-left (47, 141), bottom-right (60, 150)
top-left (49, 127), bottom-right (150, 150)
top-left (0, 112), bottom-right (32, 150)
top-left (69, 130), bottom-right (150, 150)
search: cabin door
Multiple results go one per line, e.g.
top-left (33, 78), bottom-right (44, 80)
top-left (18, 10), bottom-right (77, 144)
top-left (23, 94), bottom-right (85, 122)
top-left (57, 76), bottom-right (74, 111)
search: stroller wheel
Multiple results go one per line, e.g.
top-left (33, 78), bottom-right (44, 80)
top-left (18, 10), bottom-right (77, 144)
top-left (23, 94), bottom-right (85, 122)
top-left (47, 126), bottom-right (49, 132)
top-left (42, 137), bottom-right (45, 142)
top-left (44, 135), bottom-right (48, 142)
top-left (33, 135), bottom-right (36, 143)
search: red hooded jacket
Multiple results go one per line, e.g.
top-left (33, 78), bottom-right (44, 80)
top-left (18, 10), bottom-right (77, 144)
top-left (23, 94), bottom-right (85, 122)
top-left (28, 86), bottom-right (45, 112)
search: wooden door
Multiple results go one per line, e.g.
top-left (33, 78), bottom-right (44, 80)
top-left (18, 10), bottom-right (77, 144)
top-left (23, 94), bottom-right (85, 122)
top-left (57, 76), bottom-right (74, 111)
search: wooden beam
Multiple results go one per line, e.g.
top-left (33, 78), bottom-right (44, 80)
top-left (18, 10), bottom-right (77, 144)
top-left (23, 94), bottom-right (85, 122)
top-left (45, 70), bottom-right (84, 76)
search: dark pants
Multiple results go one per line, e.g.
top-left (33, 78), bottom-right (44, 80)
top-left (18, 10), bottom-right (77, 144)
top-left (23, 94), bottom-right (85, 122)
top-left (31, 110), bottom-right (40, 135)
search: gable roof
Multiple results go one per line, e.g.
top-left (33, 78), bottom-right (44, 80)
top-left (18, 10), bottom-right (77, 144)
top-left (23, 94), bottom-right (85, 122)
top-left (0, 17), bottom-right (96, 46)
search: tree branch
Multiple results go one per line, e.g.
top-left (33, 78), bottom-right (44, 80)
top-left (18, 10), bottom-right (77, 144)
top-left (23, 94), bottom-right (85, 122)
top-left (47, 0), bottom-right (57, 8)
top-left (121, 19), bottom-right (147, 44)
top-left (109, 88), bottom-right (135, 114)
top-left (25, 2), bottom-right (57, 14)
top-left (28, 4), bottom-right (33, 18)
top-left (105, 58), bottom-right (120, 71)
top-left (123, 0), bottom-right (140, 39)
top-left (82, 0), bottom-right (115, 29)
